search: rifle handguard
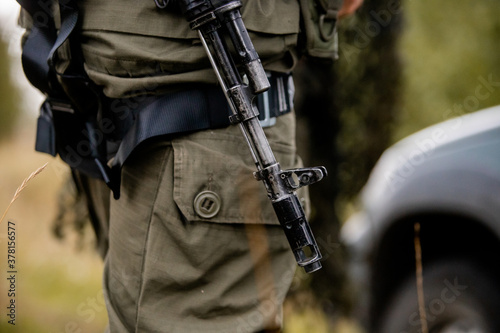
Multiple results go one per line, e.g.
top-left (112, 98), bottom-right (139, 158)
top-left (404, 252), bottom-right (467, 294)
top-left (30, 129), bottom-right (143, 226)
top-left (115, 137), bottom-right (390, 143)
top-left (176, 0), bottom-right (328, 273)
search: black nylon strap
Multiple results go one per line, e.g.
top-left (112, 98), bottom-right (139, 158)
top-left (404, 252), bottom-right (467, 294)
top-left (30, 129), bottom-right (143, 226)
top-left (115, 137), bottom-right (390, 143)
top-left (110, 72), bottom-right (293, 173)
top-left (17, 0), bottom-right (80, 96)
top-left (48, 1), bottom-right (79, 69)
top-left (18, 0), bottom-right (58, 95)
top-left (111, 86), bottom-right (232, 172)
top-left (16, 0), bottom-right (39, 16)
top-left (110, 74), bottom-right (293, 176)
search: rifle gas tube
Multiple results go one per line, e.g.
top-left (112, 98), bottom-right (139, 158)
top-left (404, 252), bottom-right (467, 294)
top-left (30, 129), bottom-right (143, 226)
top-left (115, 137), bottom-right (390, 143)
top-left (177, 0), bottom-right (327, 273)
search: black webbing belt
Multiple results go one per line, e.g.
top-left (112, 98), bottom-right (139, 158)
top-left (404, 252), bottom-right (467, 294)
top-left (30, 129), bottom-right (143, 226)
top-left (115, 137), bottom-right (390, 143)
top-left (109, 86), bottom-right (231, 174)
top-left (109, 72), bottom-right (294, 178)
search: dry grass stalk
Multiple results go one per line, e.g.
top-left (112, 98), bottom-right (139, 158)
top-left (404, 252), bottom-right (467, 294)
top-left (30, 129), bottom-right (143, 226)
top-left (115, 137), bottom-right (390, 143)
top-left (414, 222), bottom-right (428, 333)
top-left (0, 162), bottom-right (48, 225)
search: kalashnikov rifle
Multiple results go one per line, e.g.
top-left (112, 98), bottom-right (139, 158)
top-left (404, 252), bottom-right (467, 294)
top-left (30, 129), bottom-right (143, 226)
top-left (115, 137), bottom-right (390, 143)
top-left (176, 0), bottom-right (327, 273)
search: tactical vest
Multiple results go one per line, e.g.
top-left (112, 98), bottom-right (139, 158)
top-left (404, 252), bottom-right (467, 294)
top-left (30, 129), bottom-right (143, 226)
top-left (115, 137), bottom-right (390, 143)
top-left (17, 0), bottom-right (342, 198)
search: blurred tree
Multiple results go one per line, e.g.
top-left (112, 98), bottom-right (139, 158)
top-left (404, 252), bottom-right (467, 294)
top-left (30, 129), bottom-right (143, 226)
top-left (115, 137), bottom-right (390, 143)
top-left (294, 0), bottom-right (500, 324)
top-left (397, 0), bottom-right (500, 140)
top-left (294, 0), bottom-right (404, 318)
top-left (0, 34), bottom-right (21, 140)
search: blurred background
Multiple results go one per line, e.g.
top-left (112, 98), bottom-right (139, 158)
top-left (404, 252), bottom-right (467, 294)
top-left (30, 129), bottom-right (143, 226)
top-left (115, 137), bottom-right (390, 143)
top-left (0, 0), bottom-right (499, 332)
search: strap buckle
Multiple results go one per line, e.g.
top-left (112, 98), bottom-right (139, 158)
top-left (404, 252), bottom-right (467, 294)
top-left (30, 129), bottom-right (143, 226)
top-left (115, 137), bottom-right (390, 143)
top-left (257, 72), bottom-right (294, 128)
top-left (258, 90), bottom-right (277, 128)
top-left (319, 9), bottom-right (338, 42)
top-left (47, 98), bottom-right (74, 113)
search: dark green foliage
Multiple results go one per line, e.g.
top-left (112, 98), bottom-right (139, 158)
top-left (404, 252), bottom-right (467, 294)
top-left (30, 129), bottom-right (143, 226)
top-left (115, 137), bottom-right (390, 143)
top-left (397, 0), bottom-right (500, 140)
top-left (295, 0), bottom-right (404, 315)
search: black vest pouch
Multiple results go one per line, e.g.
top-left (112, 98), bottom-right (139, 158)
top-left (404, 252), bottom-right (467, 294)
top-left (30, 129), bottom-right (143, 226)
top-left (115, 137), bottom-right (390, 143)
top-left (35, 101), bottom-right (57, 157)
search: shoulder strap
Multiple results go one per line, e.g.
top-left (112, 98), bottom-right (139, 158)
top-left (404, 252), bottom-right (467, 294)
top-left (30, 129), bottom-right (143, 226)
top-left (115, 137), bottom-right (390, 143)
top-left (17, 0), bottom-right (117, 195)
top-left (17, 0), bottom-right (58, 95)
top-left (17, 0), bottom-right (80, 97)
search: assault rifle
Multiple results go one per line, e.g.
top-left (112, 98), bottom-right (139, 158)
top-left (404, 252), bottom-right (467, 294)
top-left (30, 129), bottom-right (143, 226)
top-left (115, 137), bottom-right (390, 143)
top-left (177, 0), bottom-right (327, 273)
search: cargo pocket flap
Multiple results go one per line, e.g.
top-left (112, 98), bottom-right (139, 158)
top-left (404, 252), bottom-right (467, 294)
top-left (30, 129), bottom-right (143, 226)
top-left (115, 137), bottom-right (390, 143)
top-left (172, 133), bottom-right (280, 225)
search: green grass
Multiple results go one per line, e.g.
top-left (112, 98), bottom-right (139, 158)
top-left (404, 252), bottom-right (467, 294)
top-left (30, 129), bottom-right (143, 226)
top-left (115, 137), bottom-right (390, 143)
top-left (0, 133), bottom-right (107, 333)
top-left (396, 0), bottom-right (500, 141)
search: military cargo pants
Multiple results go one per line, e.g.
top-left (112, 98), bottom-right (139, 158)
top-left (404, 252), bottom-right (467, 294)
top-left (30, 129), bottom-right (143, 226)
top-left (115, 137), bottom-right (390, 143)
top-left (83, 111), bottom-right (308, 332)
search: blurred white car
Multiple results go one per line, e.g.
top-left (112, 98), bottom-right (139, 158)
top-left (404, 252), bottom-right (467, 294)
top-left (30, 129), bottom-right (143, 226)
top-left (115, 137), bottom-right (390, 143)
top-left (342, 105), bottom-right (500, 333)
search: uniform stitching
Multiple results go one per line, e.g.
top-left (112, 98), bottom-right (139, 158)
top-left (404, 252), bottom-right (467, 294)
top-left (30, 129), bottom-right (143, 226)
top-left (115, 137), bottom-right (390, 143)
top-left (133, 146), bottom-right (171, 332)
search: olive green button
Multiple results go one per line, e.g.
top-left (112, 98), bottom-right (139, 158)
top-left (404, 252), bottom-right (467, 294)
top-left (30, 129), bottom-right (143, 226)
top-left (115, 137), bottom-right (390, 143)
top-left (193, 191), bottom-right (221, 219)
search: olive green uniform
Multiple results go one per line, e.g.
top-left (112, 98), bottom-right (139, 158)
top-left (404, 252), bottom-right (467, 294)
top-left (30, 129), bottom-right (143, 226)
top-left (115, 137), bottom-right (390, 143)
top-left (72, 1), bottom-right (309, 332)
top-left (103, 113), bottom-right (305, 332)
top-left (15, 0), bottom-right (313, 331)
top-left (78, 0), bottom-right (301, 98)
